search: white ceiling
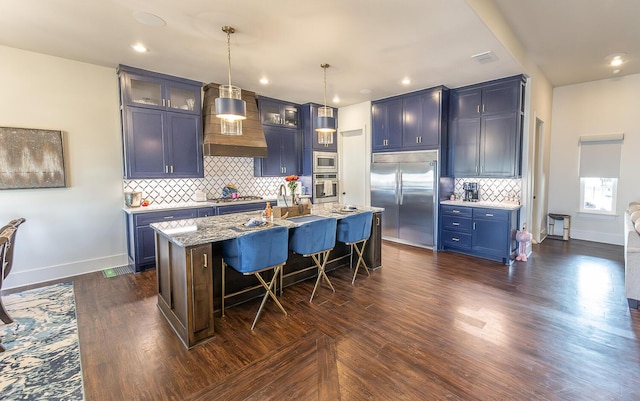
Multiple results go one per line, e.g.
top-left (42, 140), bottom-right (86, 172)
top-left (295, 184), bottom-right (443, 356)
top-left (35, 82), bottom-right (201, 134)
top-left (0, 0), bottom-right (638, 106)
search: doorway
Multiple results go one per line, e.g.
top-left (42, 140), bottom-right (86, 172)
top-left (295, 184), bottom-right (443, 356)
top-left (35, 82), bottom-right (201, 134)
top-left (340, 128), bottom-right (367, 206)
top-left (531, 117), bottom-right (546, 243)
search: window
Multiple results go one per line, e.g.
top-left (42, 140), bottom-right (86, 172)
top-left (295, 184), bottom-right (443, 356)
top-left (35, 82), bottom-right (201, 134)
top-left (578, 133), bottom-right (623, 215)
top-left (580, 177), bottom-right (617, 214)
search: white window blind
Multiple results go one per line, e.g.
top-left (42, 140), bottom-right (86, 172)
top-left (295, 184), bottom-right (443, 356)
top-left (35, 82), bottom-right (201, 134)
top-left (579, 133), bottom-right (624, 178)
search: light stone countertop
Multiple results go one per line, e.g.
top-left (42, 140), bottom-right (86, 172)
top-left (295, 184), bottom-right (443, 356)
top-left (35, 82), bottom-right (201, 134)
top-left (440, 199), bottom-right (522, 211)
top-left (122, 198), bottom-right (275, 215)
top-left (151, 203), bottom-right (383, 248)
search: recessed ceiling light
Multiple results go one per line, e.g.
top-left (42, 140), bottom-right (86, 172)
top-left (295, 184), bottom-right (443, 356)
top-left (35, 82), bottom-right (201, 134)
top-left (131, 43), bottom-right (149, 53)
top-left (605, 52), bottom-right (626, 66)
top-left (133, 11), bottom-right (166, 27)
top-left (259, 77), bottom-right (269, 85)
top-left (401, 78), bottom-right (411, 85)
top-left (332, 96), bottom-right (340, 103)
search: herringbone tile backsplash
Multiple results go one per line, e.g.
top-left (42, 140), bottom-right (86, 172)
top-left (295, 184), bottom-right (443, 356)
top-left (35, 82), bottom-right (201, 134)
top-left (123, 157), bottom-right (284, 203)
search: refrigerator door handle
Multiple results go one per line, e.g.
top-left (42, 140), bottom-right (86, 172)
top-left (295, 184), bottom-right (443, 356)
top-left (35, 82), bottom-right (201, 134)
top-left (395, 170), bottom-right (400, 204)
top-left (399, 170), bottom-right (404, 205)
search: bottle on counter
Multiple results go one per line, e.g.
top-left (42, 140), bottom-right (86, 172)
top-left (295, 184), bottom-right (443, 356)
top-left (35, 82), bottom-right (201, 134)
top-left (265, 201), bottom-right (272, 221)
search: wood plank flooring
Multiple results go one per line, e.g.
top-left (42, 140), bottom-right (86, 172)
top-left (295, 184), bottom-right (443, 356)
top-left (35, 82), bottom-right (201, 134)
top-left (25, 239), bottom-right (640, 400)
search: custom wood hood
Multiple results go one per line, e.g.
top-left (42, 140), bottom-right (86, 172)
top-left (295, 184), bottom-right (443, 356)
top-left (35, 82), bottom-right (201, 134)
top-left (202, 83), bottom-right (267, 158)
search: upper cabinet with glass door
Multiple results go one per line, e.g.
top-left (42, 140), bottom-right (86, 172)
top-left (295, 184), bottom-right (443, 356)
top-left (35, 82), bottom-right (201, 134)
top-left (258, 96), bottom-right (299, 128)
top-left (118, 65), bottom-right (201, 115)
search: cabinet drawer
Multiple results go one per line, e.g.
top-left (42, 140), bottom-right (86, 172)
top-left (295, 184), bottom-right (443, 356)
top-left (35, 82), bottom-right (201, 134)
top-left (442, 215), bottom-right (472, 233)
top-left (441, 205), bottom-right (472, 217)
top-left (473, 208), bottom-right (509, 221)
top-left (442, 230), bottom-right (472, 250)
top-left (134, 209), bottom-right (198, 226)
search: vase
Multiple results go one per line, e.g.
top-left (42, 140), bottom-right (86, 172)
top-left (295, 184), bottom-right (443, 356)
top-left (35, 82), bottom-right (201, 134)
top-left (291, 194), bottom-right (296, 206)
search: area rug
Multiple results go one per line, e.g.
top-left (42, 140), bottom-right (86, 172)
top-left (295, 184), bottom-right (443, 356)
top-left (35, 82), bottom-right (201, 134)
top-left (0, 282), bottom-right (84, 400)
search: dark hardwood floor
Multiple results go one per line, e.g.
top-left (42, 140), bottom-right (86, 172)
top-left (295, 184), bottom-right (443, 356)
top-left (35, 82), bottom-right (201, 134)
top-left (52, 239), bottom-right (640, 399)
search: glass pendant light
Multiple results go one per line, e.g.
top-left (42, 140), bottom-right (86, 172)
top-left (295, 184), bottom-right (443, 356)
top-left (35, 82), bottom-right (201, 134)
top-left (316, 63), bottom-right (336, 144)
top-left (215, 26), bottom-right (246, 135)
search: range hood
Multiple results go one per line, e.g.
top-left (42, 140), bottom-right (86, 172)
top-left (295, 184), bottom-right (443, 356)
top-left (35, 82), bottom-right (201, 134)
top-left (202, 83), bottom-right (267, 157)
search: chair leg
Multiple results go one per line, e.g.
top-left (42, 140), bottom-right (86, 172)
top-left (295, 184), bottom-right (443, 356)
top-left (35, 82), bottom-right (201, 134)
top-left (221, 259), bottom-right (226, 317)
top-left (0, 275), bottom-right (11, 324)
top-left (351, 239), bottom-right (370, 285)
top-left (251, 265), bottom-right (287, 330)
top-left (310, 250), bottom-right (335, 302)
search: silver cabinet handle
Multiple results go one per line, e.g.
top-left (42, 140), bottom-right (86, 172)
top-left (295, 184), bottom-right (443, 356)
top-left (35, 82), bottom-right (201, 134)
top-left (473, 222), bottom-right (476, 230)
top-left (162, 99), bottom-right (166, 107)
top-left (482, 104), bottom-right (485, 113)
top-left (376, 217), bottom-right (380, 226)
top-left (485, 213), bottom-right (494, 217)
top-left (167, 99), bottom-right (171, 108)
top-left (170, 165), bottom-right (174, 173)
top-left (477, 105), bottom-right (480, 113)
top-left (203, 254), bottom-right (208, 268)
top-left (452, 222), bottom-right (460, 226)
top-left (165, 165), bottom-right (168, 173)
top-left (163, 216), bottom-right (174, 219)
top-left (452, 237), bottom-right (460, 242)
top-left (452, 210), bottom-right (460, 214)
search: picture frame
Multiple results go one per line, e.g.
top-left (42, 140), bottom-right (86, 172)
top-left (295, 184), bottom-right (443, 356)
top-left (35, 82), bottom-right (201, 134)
top-left (0, 127), bottom-right (66, 190)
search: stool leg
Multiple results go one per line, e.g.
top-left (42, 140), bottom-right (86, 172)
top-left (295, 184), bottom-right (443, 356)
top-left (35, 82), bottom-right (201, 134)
top-left (310, 250), bottom-right (335, 302)
top-left (221, 259), bottom-right (226, 317)
top-left (549, 220), bottom-right (555, 237)
top-left (563, 217), bottom-right (570, 240)
top-left (351, 239), bottom-right (370, 285)
top-left (251, 265), bottom-right (287, 330)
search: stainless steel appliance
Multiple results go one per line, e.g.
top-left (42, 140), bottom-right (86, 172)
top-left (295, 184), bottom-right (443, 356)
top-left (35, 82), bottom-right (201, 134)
top-left (313, 151), bottom-right (338, 173)
top-left (370, 151), bottom-right (438, 248)
top-left (312, 173), bottom-right (338, 203)
top-left (463, 182), bottom-right (479, 202)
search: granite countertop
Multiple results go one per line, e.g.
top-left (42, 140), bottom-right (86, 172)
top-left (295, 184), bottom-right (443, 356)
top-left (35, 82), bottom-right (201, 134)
top-left (151, 203), bottom-right (383, 247)
top-left (122, 198), bottom-right (275, 215)
top-left (440, 199), bottom-right (522, 211)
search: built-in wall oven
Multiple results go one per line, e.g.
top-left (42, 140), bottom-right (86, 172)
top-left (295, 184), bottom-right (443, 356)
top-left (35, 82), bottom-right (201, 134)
top-left (313, 151), bottom-right (338, 173)
top-left (312, 173), bottom-right (339, 203)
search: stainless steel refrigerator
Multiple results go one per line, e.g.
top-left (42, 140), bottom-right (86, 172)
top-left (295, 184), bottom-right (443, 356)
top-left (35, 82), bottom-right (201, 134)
top-left (370, 151), bottom-right (437, 248)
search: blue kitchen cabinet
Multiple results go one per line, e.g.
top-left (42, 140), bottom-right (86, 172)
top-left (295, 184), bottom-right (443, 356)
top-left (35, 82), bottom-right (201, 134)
top-left (372, 87), bottom-right (449, 153)
top-left (254, 125), bottom-right (300, 177)
top-left (440, 204), bottom-right (518, 265)
top-left (197, 207), bottom-right (215, 217)
top-left (258, 97), bottom-right (299, 128)
top-left (449, 75), bottom-right (525, 178)
top-left (126, 208), bottom-right (209, 272)
top-left (216, 202), bottom-right (267, 215)
top-left (372, 98), bottom-right (403, 152)
top-left (301, 103), bottom-right (338, 151)
top-left (118, 65), bottom-right (203, 179)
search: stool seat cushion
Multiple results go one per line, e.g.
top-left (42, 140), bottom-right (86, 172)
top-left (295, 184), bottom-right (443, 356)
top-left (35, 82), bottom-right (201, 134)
top-left (222, 226), bottom-right (288, 274)
top-left (289, 217), bottom-right (337, 256)
top-left (549, 213), bottom-right (570, 220)
top-left (337, 211), bottom-right (373, 244)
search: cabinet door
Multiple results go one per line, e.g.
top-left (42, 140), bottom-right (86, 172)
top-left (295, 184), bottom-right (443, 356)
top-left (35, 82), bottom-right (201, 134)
top-left (450, 118), bottom-right (480, 177)
top-left (451, 88), bottom-right (481, 119)
top-left (137, 225), bottom-right (158, 266)
top-left (481, 82), bottom-right (519, 116)
top-left (166, 112), bottom-right (203, 178)
top-left (189, 244), bottom-right (214, 342)
top-left (280, 129), bottom-right (299, 175)
top-left (124, 107), bottom-right (167, 178)
top-left (371, 102), bottom-right (388, 151)
top-left (386, 99), bottom-right (403, 149)
top-left (402, 94), bottom-right (422, 148)
top-left (472, 218), bottom-right (508, 256)
top-left (480, 113), bottom-right (517, 177)
top-left (166, 82), bottom-right (201, 114)
top-left (124, 74), bottom-right (164, 109)
top-left (259, 127), bottom-right (285, 176)
top-left (420, 90), bottom-right (441, 148)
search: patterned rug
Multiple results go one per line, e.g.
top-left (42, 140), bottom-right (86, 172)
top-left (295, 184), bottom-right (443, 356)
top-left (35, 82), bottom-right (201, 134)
top-left (0, 282), bottom-right (84, 400)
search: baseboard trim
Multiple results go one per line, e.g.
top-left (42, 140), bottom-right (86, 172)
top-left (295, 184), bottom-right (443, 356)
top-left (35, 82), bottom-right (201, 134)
top-left (3, 253), bottom-right (129, 290)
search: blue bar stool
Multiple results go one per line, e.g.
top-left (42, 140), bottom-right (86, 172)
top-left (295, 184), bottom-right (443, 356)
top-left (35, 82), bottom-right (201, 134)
top-left (221, 225), bottom-right (289, 330)
top-left (288, 216), bottom-right (338, 302)
top-left (337, 211), bottom-right (373, 285)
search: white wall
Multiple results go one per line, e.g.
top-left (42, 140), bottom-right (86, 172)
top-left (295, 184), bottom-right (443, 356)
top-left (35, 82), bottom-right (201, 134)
top-left (338, 101), bottom-right (372, 206)
top-left (549, 73), bottom-right (640, 245)
top-left (0, 46), bottom-right (127, 288)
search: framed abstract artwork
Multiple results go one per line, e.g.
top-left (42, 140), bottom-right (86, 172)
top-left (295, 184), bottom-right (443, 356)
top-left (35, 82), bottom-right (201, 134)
top-left (0, 127), bottom-right (66, 190)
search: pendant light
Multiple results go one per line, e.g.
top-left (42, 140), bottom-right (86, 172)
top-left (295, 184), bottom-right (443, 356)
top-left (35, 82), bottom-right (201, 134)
top-left (316, 63), bottom-right (336, 144)
top-left (215, 26), bottom-right (246, 136)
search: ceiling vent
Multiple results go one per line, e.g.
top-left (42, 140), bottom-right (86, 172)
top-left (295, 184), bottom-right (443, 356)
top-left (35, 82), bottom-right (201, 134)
top-left (202, 83), bottom-right (267, 158)
top-left (471, 50), bottom-right (498, 64)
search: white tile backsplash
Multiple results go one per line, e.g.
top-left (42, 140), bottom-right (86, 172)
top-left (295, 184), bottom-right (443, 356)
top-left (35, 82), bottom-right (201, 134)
top-left (123, 156), bottom-right (284, 203)
top-left (454, 178), bottom-right (521, 203)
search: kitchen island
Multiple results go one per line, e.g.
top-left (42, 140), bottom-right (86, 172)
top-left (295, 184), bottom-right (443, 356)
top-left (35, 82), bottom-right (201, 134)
top-left (150, 203), bottom-right (382, 348)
